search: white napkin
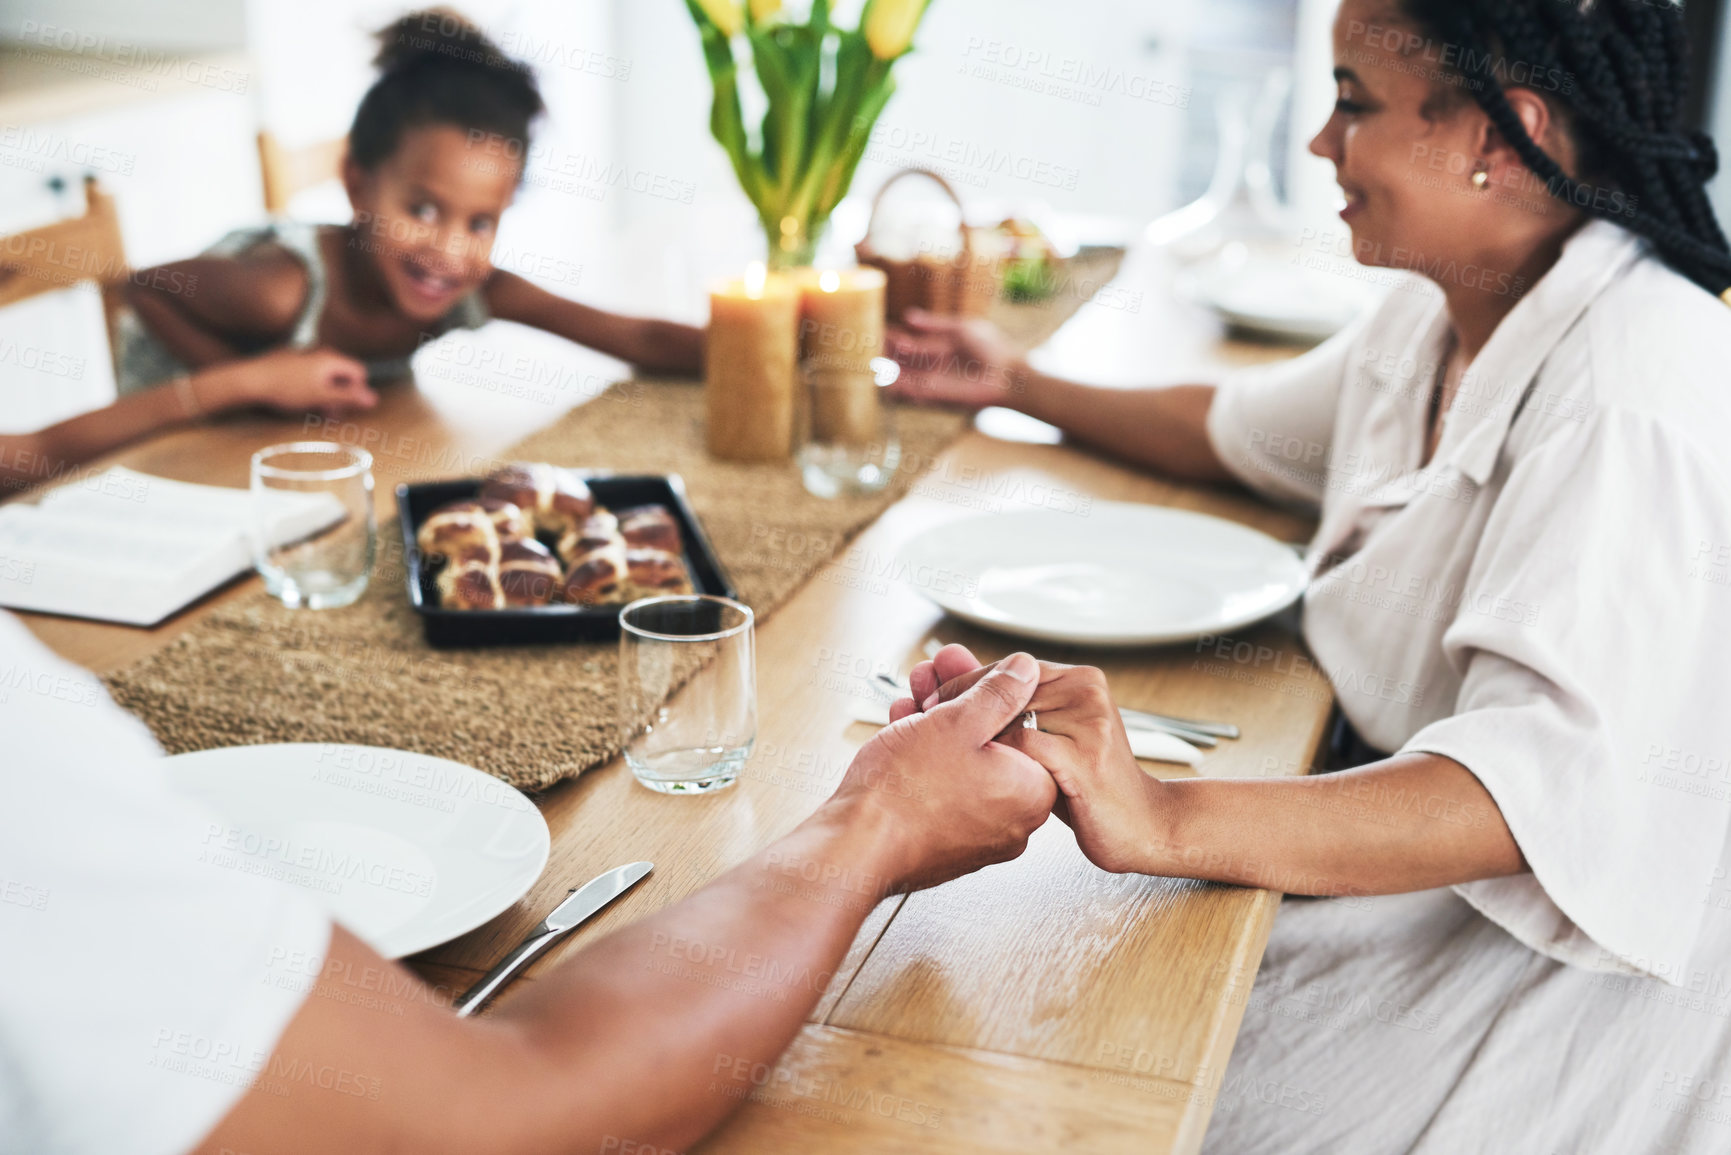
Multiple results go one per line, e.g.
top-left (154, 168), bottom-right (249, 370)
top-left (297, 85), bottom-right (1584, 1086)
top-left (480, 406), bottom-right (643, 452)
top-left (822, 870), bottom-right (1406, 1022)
top-left (846, 699), bottom-right (1203, 766)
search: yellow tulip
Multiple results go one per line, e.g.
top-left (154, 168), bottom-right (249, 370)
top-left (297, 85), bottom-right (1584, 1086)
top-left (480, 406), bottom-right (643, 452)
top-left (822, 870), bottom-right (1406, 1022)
top-left (749, 0), bottom-right (781, 22)
top-left (863, 0), bottom-right (929, 60)
top-left (695, 0), bottom-right (743, 37)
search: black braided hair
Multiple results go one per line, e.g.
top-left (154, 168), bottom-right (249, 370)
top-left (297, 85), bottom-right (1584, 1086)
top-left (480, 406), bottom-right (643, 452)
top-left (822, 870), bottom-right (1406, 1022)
top-left (349, 8), bottom-right (544, 172)
top-left (1399, 0), bottom-right (1731, 298)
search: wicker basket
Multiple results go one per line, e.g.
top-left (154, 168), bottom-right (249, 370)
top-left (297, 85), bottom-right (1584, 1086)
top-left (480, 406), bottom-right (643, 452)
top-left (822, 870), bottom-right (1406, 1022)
top-left (855, 168), bottom-right (1005, 324)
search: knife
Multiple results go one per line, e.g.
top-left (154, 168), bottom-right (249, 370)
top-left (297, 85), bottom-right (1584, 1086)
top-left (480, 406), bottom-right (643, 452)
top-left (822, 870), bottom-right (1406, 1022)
top-left (453, 861), bottom-right (653, 1018)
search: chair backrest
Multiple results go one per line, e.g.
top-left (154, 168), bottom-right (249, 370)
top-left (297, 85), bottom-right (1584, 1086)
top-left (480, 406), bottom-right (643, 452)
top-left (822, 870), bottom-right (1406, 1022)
top-left (258, 131), bottom-right (347, 215)
top-left (0, 177), bottom-right (128, 343)
top-left (0, 178), bottom-right (127, 426)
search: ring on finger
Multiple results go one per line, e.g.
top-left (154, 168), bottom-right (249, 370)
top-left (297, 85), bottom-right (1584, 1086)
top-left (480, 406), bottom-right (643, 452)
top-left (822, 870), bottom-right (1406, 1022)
top-left (1021, 710), bottom-right (1038, 731)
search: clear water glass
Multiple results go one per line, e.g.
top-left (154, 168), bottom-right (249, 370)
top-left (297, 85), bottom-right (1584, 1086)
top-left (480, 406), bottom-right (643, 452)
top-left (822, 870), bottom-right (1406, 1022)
top-left (619, 595), bottom-right (756, 794)
top-left (797, 356), bottom-right (902, 498)
top-left (251, 442), bottom-right (376, 610)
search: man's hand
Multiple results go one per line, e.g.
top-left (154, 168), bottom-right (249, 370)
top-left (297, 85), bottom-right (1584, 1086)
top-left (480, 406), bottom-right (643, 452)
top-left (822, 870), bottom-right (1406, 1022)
top-left (834, 651), bottom-right (1057, 892)
top-left (904, 647), bottom-right (1169, 876)
top-left (886, 309), bottom-right (1025, 409)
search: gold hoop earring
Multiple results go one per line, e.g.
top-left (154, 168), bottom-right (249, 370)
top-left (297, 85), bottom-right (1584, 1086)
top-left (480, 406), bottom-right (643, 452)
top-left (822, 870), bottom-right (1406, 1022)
top-left (1471, 162), bottom-right (1491, 191)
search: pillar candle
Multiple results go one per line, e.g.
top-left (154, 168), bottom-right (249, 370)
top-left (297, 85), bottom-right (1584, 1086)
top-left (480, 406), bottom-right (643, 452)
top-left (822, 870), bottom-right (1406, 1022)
top-left (706, 262), bottom-right (800, 462)
top-left (795, 267), bottom-right (887, 447)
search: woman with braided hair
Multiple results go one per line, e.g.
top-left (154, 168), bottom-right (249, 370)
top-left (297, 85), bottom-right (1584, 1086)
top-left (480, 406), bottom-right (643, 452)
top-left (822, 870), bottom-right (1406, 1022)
top-left (891, 0), bottom-right (1731, 1149)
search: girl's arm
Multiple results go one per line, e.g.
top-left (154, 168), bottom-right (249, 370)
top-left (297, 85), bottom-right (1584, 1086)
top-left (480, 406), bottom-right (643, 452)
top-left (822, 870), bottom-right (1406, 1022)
top-left (123, 250), bottom-right (309, 368)
top-left (484, 270), bottom-right (705, 376)
top-left (907, 651), bottom-right (1526, 896)
top-left (0, 350), bottom-right (375, 495)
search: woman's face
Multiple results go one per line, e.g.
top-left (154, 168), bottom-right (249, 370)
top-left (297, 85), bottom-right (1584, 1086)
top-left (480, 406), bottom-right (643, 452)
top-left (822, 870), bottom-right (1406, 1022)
top-left (343, 125), bottom-right (521, 323)
top-left (1308, 0), bottom-right (1511, 274)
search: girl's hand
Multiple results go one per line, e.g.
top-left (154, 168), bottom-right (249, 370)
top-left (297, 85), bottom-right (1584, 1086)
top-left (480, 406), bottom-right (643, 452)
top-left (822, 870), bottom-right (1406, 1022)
top-left (202, 349), bottom-right (378, 418)
top-left (910, 648), bottom-right (1170, 876)
top-left (886, 309), bottom-right (1025, 409)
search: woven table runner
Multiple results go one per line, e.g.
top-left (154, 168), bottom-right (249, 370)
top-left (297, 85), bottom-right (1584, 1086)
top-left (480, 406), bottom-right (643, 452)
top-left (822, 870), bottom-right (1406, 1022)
top-left (101, 250), bottom-right (1121, 791)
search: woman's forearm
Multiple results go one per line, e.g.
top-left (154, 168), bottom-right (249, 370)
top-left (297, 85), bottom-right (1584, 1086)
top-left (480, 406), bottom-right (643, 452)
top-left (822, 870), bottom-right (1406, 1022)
top-left (1146, 752), bottom-right (1526, 896)
top-left (1012, 369), bottom-right (1231, 482)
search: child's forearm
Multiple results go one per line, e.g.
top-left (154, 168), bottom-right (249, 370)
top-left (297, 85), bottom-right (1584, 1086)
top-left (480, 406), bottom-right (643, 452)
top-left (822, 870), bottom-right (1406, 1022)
top-left (629, 317), bottom-right (705, 375)
top-left (0, 366), bottom-right (257, 494)
top-left (485, 271), bottom-right (705, 376)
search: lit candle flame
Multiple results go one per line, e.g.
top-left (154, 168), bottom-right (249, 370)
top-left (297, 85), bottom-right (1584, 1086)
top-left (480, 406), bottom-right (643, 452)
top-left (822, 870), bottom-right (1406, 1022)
top-left (744, 261), bottom-right (767, 299)
top-left (818, 269), bottom-right (841, 293)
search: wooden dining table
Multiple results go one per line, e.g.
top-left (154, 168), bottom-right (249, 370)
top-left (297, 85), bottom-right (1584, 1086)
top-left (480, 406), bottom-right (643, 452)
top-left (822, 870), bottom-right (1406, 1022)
top-left (18, 245), bottom-right (1334, 1154)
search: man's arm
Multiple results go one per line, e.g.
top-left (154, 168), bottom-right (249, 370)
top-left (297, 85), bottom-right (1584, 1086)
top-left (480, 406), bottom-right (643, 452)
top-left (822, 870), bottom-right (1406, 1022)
top-left (197, 655), bottom-right (1055, 1155)
top-left (486, 271), bottom-right (705, 376)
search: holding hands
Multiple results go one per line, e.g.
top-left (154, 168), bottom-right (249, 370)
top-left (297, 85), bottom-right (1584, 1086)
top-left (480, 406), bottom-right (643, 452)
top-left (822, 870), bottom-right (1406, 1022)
top-left (830, 651), bottom-right (1058, 893)
top-left (886, 644), bottom-right (1170, 877)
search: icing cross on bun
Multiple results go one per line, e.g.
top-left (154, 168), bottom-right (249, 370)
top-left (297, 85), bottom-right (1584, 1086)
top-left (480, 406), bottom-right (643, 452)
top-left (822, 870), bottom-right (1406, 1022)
top-left (436, 559), bottom-right (504, 610)
top-left (624, 548), bottom-right (694, 598)
top-left (480, 463), bottom-right (595, 537)
top-left (615, 505), bottom-right (683, 554)
top-left (497, 538), bottom-right (562, 607)
top-left (555, 509), bottom-right (621, 568)
top-left (416, 503), bottom-right (503, 566)
top-left (560, 541), bottom-right (629, 605)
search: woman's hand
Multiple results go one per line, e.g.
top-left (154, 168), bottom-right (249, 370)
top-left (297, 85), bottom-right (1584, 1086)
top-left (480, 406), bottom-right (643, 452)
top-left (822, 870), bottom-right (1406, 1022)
top-left (906, 647), bottom-right (1171, 876)
top-left (886, 309), bottom-right (1026, 409)
top-left (201, 349), bottom-right (378, 418)
top-left (834, 652), bottom-right (1057, 893)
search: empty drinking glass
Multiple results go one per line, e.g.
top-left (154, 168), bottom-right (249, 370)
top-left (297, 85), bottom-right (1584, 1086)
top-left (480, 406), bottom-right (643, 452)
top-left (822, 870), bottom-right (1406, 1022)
top-left (619, 595), bottom-right (756, 794)
top-left (251, 442), bottom-right (376, 610)
top-left (796, 356), bottom-right (902, 498)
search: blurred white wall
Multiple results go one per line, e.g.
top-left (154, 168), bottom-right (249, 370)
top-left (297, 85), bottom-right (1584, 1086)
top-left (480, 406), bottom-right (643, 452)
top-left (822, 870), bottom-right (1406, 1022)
top-left (0, 0), bottom-right (244, 49)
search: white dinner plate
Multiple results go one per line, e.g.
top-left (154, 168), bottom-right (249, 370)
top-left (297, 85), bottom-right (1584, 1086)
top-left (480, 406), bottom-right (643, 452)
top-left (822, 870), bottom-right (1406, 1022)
top-left (1185, 248), bottom-right (1386, 343)
top-left (898, 503), bottom-right (1308, 647)
top-left (162, 743), bottom-right (549, 959)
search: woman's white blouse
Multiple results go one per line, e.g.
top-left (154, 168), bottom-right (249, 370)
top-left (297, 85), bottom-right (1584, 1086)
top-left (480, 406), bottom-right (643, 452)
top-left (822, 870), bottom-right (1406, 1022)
top-left (1206, 220), bottom-right (1731, 983)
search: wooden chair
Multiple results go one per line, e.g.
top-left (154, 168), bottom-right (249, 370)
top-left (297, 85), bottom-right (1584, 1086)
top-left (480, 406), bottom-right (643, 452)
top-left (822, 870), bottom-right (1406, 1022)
top-left (0, 176), bottom-right (128, 339)
top-left (257, 131), bottom-right (347, 215)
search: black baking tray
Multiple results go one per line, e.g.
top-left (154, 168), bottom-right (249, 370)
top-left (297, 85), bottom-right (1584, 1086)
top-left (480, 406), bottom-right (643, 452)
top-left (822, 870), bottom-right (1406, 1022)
top-left (398, 473), bottom-right (737, 647)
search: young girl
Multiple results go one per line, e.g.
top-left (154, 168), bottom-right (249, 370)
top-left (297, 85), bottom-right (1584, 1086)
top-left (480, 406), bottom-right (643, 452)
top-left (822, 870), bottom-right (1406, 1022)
top-left (2, 10), bottom-right (703, 493)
